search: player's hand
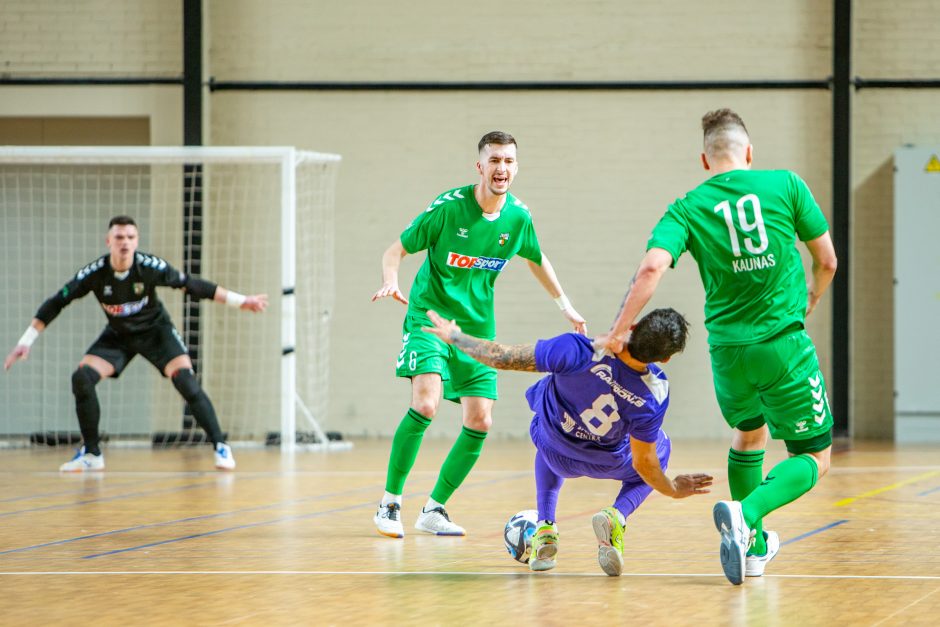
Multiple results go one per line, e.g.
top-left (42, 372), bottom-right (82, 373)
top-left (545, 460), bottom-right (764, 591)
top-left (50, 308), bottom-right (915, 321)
top-left (562, 306), bottom-right (587, 335)
top-left (242, 294), bottom-right (268, 313)
top-left (371, 281), bottom-right (408, 305)
top-left (806, 289), bottom-right (821, 317)
top-left (4, 345), bottom-right (30, 371)
top-left (594, 331), bottom-right (628, 354)
top-left (671, 473), bottom-right (714, 498)
top-left (421, 309), bottom-right (461, 344)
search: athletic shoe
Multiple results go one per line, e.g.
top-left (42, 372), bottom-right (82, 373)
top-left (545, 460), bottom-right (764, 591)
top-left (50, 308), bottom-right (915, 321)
top-left (592, 506), bottom-right (626, 576)
top-left (374, 502), bottom-right (404, 538)
top-left (59, 446), bottom-right (104, 472)
top-left (415, 506), bottom-right (466, 536)
top-left (214, 442), bottom-right (236, 470)
top-left (713, 500), bottom-right (754, 585)
top-left (745, 530), bottom-right (780, 577)
top-left (529, 521), bottom-right (559, 572)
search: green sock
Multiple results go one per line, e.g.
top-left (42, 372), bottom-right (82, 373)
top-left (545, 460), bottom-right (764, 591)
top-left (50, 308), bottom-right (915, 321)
top-left (728, 448), bottom-right (766, 555)
top-left (385, 409), bottom-right (432, 494)
top-left (430, 426), bottom-right (487, 504)
top-left (741, 454), bottom-right (819, 545)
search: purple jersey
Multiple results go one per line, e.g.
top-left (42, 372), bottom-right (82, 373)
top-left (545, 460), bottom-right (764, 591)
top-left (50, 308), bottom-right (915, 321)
top-left (525, 333), bottom-right (669, 464)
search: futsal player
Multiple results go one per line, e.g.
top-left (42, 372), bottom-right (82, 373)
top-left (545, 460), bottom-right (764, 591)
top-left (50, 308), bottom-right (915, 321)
top-left (4, 215), bottom-right (267, 472)
top-left (422, 307), bottom-right (713, 575)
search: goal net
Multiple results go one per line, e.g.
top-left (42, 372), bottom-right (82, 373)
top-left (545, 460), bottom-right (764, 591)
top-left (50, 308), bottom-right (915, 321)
top-left (0, 146), bottom-right (345, 452)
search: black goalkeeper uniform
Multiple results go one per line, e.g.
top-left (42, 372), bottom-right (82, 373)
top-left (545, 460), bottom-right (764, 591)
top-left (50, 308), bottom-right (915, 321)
top-left (36, 252), bottom-right (211, 377)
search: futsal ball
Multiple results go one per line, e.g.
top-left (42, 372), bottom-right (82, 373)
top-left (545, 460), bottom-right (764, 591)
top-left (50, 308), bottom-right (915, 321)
top-left (504, 509), bottom-right (538, 563)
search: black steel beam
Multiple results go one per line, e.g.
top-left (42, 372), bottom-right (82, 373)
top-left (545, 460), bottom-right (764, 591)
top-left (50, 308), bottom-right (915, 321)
top-left (208, 79), bottom-right (831, 92)
top-left (832, 0), bottom-right (852, 437)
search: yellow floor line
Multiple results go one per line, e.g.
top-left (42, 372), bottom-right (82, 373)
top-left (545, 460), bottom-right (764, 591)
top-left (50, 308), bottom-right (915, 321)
top-left (835, 470), bottom-right (940, 506)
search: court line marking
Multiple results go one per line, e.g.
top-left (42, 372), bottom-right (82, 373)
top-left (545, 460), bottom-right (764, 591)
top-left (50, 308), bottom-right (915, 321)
top-left (81, 471), bottom-right (532, 559)
top-left (871, 586), bottom-right (940, 626)
top-left (917, 485), bottom-right (940, 496)
top-left (0, 475), bottom-right (189, 504)
top-left (0, 483), bottom-right (382, 556)
top-left (835, 470), bottom-right (940, 506)
top-left (0, 479), bottom-right (222, 518)
top-left (781, 519), bottom-right (849, 545)
top-left (0, 570), bottom-right (937, 580)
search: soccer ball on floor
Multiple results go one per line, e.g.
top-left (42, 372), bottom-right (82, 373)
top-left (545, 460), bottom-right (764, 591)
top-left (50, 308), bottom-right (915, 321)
top-left (504, 509), bottom-right (539, 563)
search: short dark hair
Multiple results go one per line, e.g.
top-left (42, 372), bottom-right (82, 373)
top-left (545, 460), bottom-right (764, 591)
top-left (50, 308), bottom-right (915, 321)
top-left (108, 215), bottom-right (137, 229)
top-left (478, 131), bottom-right (517, 153)
top-left (701, 108), bottom-right (749, 157)
top-left (627, 308), bottom-right (690, 363)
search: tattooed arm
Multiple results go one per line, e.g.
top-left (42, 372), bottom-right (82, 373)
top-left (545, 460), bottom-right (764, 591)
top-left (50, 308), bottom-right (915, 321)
top-left (422, 310), bottom-right (538, 372)
top-left (603, 248), bottom-right (672, 353)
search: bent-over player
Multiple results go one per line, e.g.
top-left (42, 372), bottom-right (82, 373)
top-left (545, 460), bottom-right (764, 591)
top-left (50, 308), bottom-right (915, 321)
top-left (423, 308), bottom-right (713, 575)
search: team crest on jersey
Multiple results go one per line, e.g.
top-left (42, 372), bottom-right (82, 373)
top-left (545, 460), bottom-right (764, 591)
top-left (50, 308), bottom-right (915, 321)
top-left (133, 283), bottom-right (144, 295)
top-left (103, 285), bottom-right (112, 296)
top-left (446, 252), bottom-right (508, 272)
top-left (498, 233), bottom-right (510, 246)
top-left (457, 227), bottom-right (469, 238)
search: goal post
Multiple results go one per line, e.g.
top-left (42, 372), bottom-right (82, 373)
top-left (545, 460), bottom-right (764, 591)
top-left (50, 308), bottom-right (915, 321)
top-left (0, 146), bottom-right (346, 452)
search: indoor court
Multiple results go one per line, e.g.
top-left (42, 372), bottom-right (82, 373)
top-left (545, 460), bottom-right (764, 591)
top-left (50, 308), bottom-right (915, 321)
top-left (2, 2), bottom-right (940, 626)
top-left (1, 439), bottom-right (937, 625)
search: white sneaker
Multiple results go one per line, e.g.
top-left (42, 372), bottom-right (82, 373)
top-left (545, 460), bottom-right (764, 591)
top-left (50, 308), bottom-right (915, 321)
top-left (713, 500), bottom-right (753, 585)
top-left (415, 506), bottom-right (466, 536)
top-left (59, 446), bottom-right (104, 472)
top-left (745, 530), bottom-right (780, 577)
top-left (214, 442), bottom-right (236, 470)
top-left (374, 502), bottom-right (404, 538)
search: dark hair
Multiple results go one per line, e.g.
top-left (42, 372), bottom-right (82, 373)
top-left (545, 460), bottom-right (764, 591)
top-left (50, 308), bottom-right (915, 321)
top-left (627, 308), bottom-right (690, 363)
top-left (108, 215), bottom-right (137, 229)
top-left (701, 108), bottom-right (749, 157)
top-left (478, 131), bottom-right (517, 153)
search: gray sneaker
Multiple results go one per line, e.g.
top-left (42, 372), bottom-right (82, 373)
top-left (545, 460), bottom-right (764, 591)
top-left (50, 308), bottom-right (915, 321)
top-left (713, 500), bottom-right (753, 585)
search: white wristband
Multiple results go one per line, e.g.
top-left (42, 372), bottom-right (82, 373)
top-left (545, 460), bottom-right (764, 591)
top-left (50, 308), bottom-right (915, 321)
top-left (554, 294), bottom-right (572, 311)
top-left (225, 291), bottom-right (247, 308)
top-left (18, 326), bottom-right (39, 348)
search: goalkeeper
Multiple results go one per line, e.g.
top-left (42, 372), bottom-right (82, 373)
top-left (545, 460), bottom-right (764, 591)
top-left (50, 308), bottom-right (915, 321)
top-left (3, 215), bottom-right (267, 472)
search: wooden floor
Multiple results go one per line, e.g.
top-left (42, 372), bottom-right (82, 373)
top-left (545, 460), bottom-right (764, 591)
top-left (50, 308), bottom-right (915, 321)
top-left (0, 438), bottom-right (938, 626)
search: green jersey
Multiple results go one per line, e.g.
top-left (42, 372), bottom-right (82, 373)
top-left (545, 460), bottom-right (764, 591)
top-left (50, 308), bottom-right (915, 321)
top-left (400, 184), bottom-right (542, 339)
top-left (648, 169), bottom-right (829, 346)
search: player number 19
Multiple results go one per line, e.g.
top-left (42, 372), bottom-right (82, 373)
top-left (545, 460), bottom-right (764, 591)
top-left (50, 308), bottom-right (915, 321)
top-left (714, 194), bottom-right (768, 257)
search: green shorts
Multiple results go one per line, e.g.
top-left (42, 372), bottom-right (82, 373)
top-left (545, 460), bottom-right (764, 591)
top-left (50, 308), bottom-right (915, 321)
top-left (395, 315), bottom-right (498, 402)
top-left (709, 327), bottom-right (833, 452)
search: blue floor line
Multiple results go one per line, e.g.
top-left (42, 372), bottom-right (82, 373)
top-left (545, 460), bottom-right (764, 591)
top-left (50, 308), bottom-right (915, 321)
top-left (0, 475), bottom-right (195, 504)
top-left (82, 471), bottom-right (532, 559)
top-left (0, 480), bottom-right (219, 519)
top-left (916, 485), bottom-right (940, 497)
top-left (781, 519), bottom-right (849, 545)
top-left (0, 483), bottom-right (381, 556)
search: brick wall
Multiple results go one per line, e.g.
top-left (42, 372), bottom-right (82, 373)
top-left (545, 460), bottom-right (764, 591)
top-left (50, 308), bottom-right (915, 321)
top-left (0, 0), bottom-right (180, 76)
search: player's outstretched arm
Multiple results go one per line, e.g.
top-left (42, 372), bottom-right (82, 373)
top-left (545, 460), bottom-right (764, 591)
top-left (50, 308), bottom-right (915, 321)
top-left (630, 436), bottom-right (713, 499)
top-left (4, 319), bottom-right (46, 371)
top-left (371, 239), bottom-right (409, 305)
top-left (603, 248), bottom-right (672, 354)
top-left (525, 255), bottom-right (586, 335)
top-left (422, 310), bottom-right (537, 372)
top-left (212, 287), bottom-right (268, 313)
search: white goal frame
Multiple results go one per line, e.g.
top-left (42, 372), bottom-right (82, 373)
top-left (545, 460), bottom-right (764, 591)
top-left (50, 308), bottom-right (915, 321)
top-left (0, 146), bottom-right (346, 453)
